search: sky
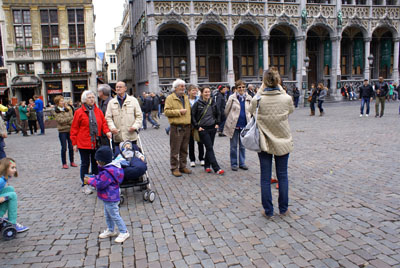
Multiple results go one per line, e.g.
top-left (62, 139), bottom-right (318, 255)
top-left (93, 0), bottom-right (125, 53)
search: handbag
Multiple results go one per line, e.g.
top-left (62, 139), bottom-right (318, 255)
top-left (193, 100), bottom-right (211, 142)
top-left (307, 96), bottom-right (312, 102)
top-left (240, 99), bottom-right (261, 152)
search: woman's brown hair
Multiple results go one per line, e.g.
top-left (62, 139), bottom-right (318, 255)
top-left (235, 80), bottom-right (245, 88)
top-left (263, 67), bottom-right (281, 88)
top-left (54, 95), bottom-right (64, 106)
top-left (0, 158), bottom-right (18, 177)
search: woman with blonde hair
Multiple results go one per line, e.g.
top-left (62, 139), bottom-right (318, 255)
top-left (250, 67), bottom-right (294, 218)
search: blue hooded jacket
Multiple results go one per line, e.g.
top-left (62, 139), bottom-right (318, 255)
top-left (87, 164), bottom-right (124, 202)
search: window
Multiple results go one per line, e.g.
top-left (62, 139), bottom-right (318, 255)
top-left (386, 0), bottom-right (396, 4)
top-left (372, 0), bottom-right (383, 4)
top-left (70, 61), bottom-right (87, 72)
top-left (41, 9), bottom-right (59, 47)
top-left (109, 55), bottom-right (116, 63)
top-left (234, 29), bottom-right (256, 78)
top-left (110, 69), bottom-right (117, 81)
top-left (307, 0), bottom-right (331, 3)
top-left (0, 74), bottom-right (6, 86)
top-left (13, 10), bottom-right (32, 49)
top-left (44, 62), bottom-right (61, 74)
top-left (68, 9), bottom-right (84, 47)
top-left (157, 29), bottom-right (187, 78)
top-left (269, 30), bottom-right (288, 76)
top-left (17, 62), bottom-right (34, 74)
top-left (112, 44), bottom-right (115, 50)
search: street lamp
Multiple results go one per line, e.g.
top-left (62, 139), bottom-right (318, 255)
top-left (368, 54), bottom-right (374, 81)
top-left (303, 56), bottom-right (310, 107)
top-left (180, 59), bottom-right (187, 80)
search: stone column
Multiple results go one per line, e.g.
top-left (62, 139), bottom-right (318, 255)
top-left (149, 36), bottom-right (159, 92)
top-left (393, 38), bottom-right (400, 84)
top-left (364, 37), bottom-right (372, 80)
top-left (262, 35), bottom-right (269, 71)
top-left (188, 35), bottom-right (198, 85)
top-left (30, 6), bottom-right (41, 50)
top-left (296, 35), bottom-right (306, 95)
top-left (331, 36), bottom-right (341, 96)
top-left (58, 6), bottom-right (68, 49)
top-left (226, 35), bottom-right (234, 86)
top-left (84, 5), bottom-right (95, 49)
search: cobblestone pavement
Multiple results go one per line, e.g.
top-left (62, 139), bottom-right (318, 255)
top-left (0, 101), bottom-right (399, 268)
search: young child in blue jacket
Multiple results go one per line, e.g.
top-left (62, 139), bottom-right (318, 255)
top-left (84, 146), bottom-right (129, 243)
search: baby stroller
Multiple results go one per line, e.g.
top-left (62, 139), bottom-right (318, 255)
top-left (114, 135), bottom-right (156, 205)
top-left (0, 218), bottom-right (17, 240)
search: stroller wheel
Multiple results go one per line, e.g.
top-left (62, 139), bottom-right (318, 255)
top-left (2, 226), bottom-right (17, 240)
top-left (141, 185), bottom-right (147, 191)
top-left (143, 191), bottom-right (149, 201)
top-left (119, 195), bottom-right (125, 205)
top-left (148, 191), bottom-right (156, 203)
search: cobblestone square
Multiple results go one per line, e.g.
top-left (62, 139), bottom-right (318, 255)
top-left (0, 102), bottom-right (399, 268)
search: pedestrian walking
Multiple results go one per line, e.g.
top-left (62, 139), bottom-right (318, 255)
top-left (164, 79), bottom-right (192, 177)
top-left (215, 85), bottom-right (228, 136)
top-left (70, 90), bottom-right (111, 195)
top-left (374, 76), bottom-right (389, 117)
top-left (6, 103), bottom-right (20, 134)
top-left (33, 95), bottom-right (45, 135)
top-left (309, 84), bottom-right (318, 116)
top-left (27, 99), bottom-right (37, 135)
top-left (84, 146), bottom-right (129, 243)
top-left (18, 101), bottom-right (28, 136)
top-left (192, 87), bottom-right (224, 175)
top-left (223, 80), bottom-right (252, 171)
top-left (53, 95), bottom-right (77, 169)
top-left (0, 158), bottom-right (29, 233)
top-left (150, 92), bottom-right (160, 125)
top-left (187, 85), bottom-right (204, 167)
top-left (159, 92), bottom-right (166, 114)
top-left (105, 81), bottom-right (143, 154)
top-left (0, 115), bottom-right (7, 159)
top-left (359, 79), bottom-right (374, 117)
top-left (292, 86), bottom-right (300, 108)
top-left (250, 68), bottom-right (294, 218)
top-left (142, 93), bottom-right (159, 129)
top-left (317, 83), bottom-right (327, 116)
top-left (393, 82), bottom-right (399, 101)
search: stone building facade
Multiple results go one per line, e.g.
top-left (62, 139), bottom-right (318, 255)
top-left (3, 0), bottom-right (96, 105)
top-left (104, 26), bottom-right (123, 89)
top-left (131, 0), bottom-right (400, 98)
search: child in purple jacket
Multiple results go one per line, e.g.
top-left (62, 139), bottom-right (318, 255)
top-left (84, 146), bottom-right (129, 243)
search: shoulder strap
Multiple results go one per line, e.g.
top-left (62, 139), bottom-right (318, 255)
top-left (198, 100), bottom-right (211, 125)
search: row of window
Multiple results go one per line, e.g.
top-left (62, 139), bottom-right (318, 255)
top-left (267, 0), bottom-right (397, 4)
top-left (17, 61), bottom-right (86, 74)
top-left (13, 9), bottom-right (84, 49)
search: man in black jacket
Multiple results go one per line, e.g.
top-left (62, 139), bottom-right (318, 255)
top-left (143, 93), bottom-right (160, 129)
top-left (213, 85), bottom-right (228, 136)
top-left (359, 79), bottom-right (374, 117)
top-left (374, 76), bottom-right (389, 117)
top-left (150, 92), bottom-right (160, 125)
top-left (97, 84), bottom-right (113, 116)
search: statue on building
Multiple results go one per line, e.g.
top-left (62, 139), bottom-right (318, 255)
top-left (337, 10), bottom-right (343, 27)
top-left (301, 9), bottom-right (307, 29)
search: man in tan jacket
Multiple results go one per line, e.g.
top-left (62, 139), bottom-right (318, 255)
top-left (164, 79), bottom-right (192, 177)
top-left (106, 81), bottom-right (143, 154)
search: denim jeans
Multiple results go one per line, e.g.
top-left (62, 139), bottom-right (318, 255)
top-left (310, 101), bottom-right (316, 112)
top-left (230, 128), bottom-right (245, 168)
top-left (293, 97), bottom-right (299, 108)
top-left (199, 127), bottom-right (220, 172)
top-left (143, 112), bottom-right (158, 129)
top-left (360, 97), bottom-right (370, 115)
top-left (78, 149), bottom-right (98, 185)
top-left (218, 114), bottom-right (226, 133)
top-left (189, 133), bottom-right (204, 162)
top-left (59, 132), bottom-right (74, 165)
top-left (258, 152), bottom-right (289, 216)
top-left (318, 100), bottom-right (324, 113)
top-left (36, 111), bottom-right (45, 134)
top-left (0, 137), bottom-right (5, 160)
top-left (103, 201), bottom-right (127, 233)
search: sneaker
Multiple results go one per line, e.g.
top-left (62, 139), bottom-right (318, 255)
top-left (216, 169), bottom-right (224, 175)
top-left (190, 161), bottom-right (196, 167)
top-left (115, 232), bottom-right (130, 243)
top-left (360, 114), bottom-right (363, 117)
top-left (70, 162), bottom-right (78, 167)
top-left (366, 114), bottom-right (369, 117)
top-left (99, 229), bottom-right (118, 239)
top-left (239, 165), bottom-right (248, 170)
top-left (15, 223), bottom-right (29, 233)
top-left (62, 164), bottom-right (69, 169)
top-left (205, 168), bottom-right (212, 173)
top-left (270, 178), bottom-right (278, 184)
top-left (200, 160), bottom-right (205, 166)
top-left (231, 166), bottom-right (238, 171)
top-left (82, 185), bottom-right (93, 195)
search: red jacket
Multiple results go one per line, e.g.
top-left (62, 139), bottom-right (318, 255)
top-left (70, 104), bottom-right (110, 149)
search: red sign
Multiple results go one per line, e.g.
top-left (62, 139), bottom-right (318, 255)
top-left (48, 89), bottom-right (63, 94)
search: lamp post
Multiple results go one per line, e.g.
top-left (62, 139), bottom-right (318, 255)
top-left (180, 59), bottom-right (187, 81)
top-left (368, 54), bottom-right (374, 81)
top-left (303, 56), bottom-right (310, 107)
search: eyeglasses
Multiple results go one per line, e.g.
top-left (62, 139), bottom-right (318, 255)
top-left (237, 86), bottom-right (245, 89)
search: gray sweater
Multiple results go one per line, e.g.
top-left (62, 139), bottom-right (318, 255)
top-left (318, 89), bottom-right (327, 101)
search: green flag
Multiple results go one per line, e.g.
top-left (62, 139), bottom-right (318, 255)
top-left (258, 39), bottom-right (263, 70)
top-left (324, 40), bottom-right (332, 68)
top-left (290, 39), bottom-right (297, 69)
top-left (380, 39), bottom-right (392, 68)
top-left (353, 39), bottom-right (364, 69)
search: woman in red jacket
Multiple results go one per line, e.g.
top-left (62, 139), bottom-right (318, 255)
top-left (70, 90), bottom-right (111, 195)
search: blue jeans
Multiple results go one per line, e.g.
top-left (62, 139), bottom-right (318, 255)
top-left (36, 111), bottom-right (45, 134)
top-left (310, 101), bottom-right (316, 112)
top-left (230, 128), bottom-right (245, 168)
top-left (360, 97), bottom-right (370, 115)
top-left (258, 152), bottom-right (289, 216)
top-left (59, 132), bottom-right (74, 165)
top-left (142, 112), bottom-right (158, 129)
top-left (218, 115), bottom-right (226, 133)
top-left (318, 100), bottom-right (324, 113)
top-left (0, 137), bottom-right (5, 160)
top-left (293, 97), bottom-right (299, 108)
top-left (103, 201), bottom-right (127, 233)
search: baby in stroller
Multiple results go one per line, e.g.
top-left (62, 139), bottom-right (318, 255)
top-left (116, 141), bottom-right (147, 182)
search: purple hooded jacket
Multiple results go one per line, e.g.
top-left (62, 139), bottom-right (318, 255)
top-left (87, 164), bottom-right (124, 202)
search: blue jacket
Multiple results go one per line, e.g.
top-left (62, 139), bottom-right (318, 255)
top-left (87, 164), bottom-right (124, 202)
top-left (34, 99), bottom-right (44, 112)
top-left (0, 176), bottom-right (7, 192)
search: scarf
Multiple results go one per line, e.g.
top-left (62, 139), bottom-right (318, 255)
top-left (237, 93), bottom-right (246, 102)
top-left (84, 104), bottom-right (98, 148)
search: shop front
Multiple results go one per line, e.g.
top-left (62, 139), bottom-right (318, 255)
top-left (11, 76), bottom-right (41, 105)
top-left (46, 81), bottom-right (63, 104)
top-left (72, 80), bottom-right (88, 104)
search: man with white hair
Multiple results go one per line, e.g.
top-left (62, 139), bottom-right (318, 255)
top-left (98, 84), bottom-right (113, 116)
top-left (247, 84), bottom-right (255, 97)
top-left (164, 79), bottom-right (192, 177)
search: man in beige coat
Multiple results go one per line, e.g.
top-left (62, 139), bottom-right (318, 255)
top-left (106, 81), bottom-right (142, 153)
top-left (164, 79), bottom-right (192, 177)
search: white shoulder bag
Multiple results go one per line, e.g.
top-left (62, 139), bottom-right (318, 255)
top-left (240, 97), bottom-right (261, 152)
